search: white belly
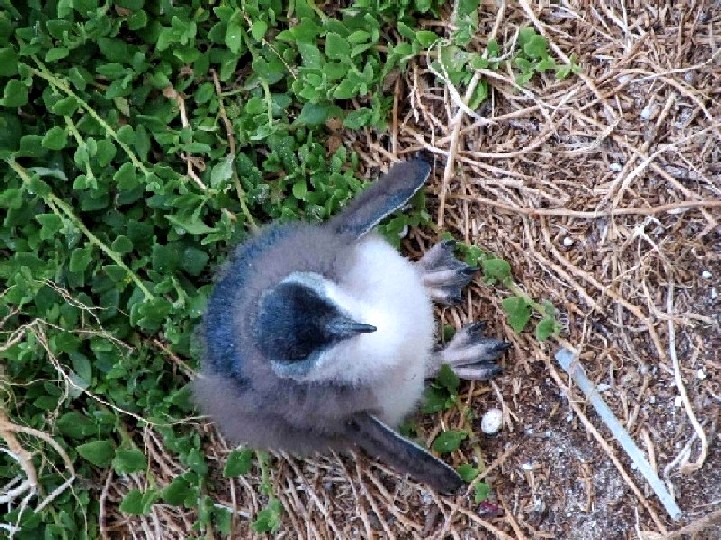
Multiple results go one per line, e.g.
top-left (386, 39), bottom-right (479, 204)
top-left (317, 234), bottom-right (435, 426)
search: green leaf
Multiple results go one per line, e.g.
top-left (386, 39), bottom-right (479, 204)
top-left (535, 316), bottom-right (560, 342)
top-left (343, 108), bottom-right (372, 129)
top-left (210, 155), bottom-right (234, 188)
top-left (36, 214), bottom-right (64, 240)
top-left (163, 476), bottom-right (192, 506)
top-left (0, 188), bottom-right (23, 209)
top-left (296, 102), bottom-right (339, 126)
top-left (482, 258), bottom-right (511, 283)
top-left (181, 247), bottom-right (209, 276)
top-left (415, 30), bottom-right (439, 48)
top-left (120, 489), bottom-right (158, 515)
top-left (225, 16), bottom-right (244, 53)
top-left (252, 498), bottom-right (282, 533)
top-left (223, 448), bottom-right (253, 477)
top-left (501, 296), bottom-right (532, 333)
top-left (120, 490), bottom-right (144, 514)
top-left (52, 96), bottom-right (79, 116)
top-left (292, 180), bottom-right (307, 200)
top-left (436, 363), bottom-right (460, 393)
top-left (3, 79), bottom-right (28, 108)
top-left (77, 440), bottom-right (115, 467)
top-left (251, 20), bottom-right (267, 41)
top-left (432, 430), bottom-right (468, 454)
top-left (56, 412), bottom-right (96, 439)
top-left (185, 448), bottom-right (208, 475)
top-left (457, 463), bottom-right (479, 482)
top-left (421, 386), bottom-right (453, 414)
top-left (0, 48), bottom-right (19, 76)
top-left (46, 47), bottom-right (69, 62)
top-left (523, 35), bottom-right (548, 59)
top-left (112, 448), bottom-right (147, 474)
top-left (42, 126), bottom-right (68, 150)
top-left (111, 235), bottom-right (133, 254)
top-left (325, 32), bottom-right (350, 60)
top-left (69, 246), bottom-right (93, 273)
top-left (166, 214), bottom-right (216, 235)
top-left (297, 42), bottom-right (323, 70)
top-left (474, 481), bottom-right (491, 502)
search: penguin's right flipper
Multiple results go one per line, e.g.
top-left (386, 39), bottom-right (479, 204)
top-left (328, 159), bottom-right (431, 238)
top-left (346, 412), bottom-right (463, 494)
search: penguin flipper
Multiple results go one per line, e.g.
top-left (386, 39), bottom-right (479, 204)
top-left (328, 159), bottom-right (431, 237)
top-left (347, 412), bottom-right (463, 494)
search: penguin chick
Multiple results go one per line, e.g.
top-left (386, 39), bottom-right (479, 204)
top-left (194, 159), bottom-right (509, 493)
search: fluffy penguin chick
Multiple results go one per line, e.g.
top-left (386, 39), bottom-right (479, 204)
top-left (194, 159), bottom-right (508, 493)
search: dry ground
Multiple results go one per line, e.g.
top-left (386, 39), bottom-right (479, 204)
top-left (105, 1), bottom-right (721, 538)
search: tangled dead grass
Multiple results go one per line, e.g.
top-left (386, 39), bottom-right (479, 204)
top-left (7, 1), bottom-right (719, 538)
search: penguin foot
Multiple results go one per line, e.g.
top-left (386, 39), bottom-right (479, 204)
top-left (428, 322), bottom-right (509, 380)
top-left (417, 240), bottom-right (478, 305)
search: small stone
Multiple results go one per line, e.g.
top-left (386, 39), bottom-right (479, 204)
top-left (674, 395), bottom-right (683, 408)
top-left (480, 408), bottom-right (503, 434)
top-left (697, 369), bottom-right (707, 380)
top-left (640, 103), bottom-right (657, 120)
top-left (701, 270), bottom-right (712, 279)
top-left (563, 236), bottom-right (574, 247)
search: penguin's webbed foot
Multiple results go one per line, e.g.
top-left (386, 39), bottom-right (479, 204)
top-left (427, 322), bottom-right (509, 380)
top-left (417, 240), bottom-right (478, 305)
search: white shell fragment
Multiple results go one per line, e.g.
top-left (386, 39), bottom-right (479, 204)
top-left (480, 408), bottom-right (503, 434)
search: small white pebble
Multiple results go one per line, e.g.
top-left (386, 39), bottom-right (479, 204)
top-left (640, 104), bottom-right (656, 120)
top-left (610, 162), bottom-right (623, 172)
top-left (701, 270), bottom-right (712, 279)
top-left (596, 383), bottom-right (611, 392)
top-left (711, 287), bottom-right (718, 300)
top-left (697, 369), bottom-right (707, 380)
top-left (521, 463), bottom-right (534, 471)
top-left (674, 395), bottom-right (683, 408)
top-left (480, 408), bottom-right (503, 434)
top-left (563, 236), bottom-right (574, 247)
top-left (649, 395), bottom-right (656, 404)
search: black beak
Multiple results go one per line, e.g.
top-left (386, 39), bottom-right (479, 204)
top-left (326, 317), bottom-right (377, 339)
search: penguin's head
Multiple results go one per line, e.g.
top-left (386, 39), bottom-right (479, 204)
top-left (254, 272), bottom-right (376, 378)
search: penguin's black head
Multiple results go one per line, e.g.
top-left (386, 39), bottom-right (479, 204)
top-left (255, 272), bottom-right (376, 377)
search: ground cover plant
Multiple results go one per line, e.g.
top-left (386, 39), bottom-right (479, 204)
top-left (2, 0), bottom-right (720, 538)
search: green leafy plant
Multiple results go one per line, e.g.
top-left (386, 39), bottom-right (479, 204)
top-left (421, 362), bottom-right (461, 414)
top-left (514, 27), bottom-right (581, 85)
top-left (448, 238), bottom-right (563, 342)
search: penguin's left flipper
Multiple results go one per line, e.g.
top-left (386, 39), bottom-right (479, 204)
top-left (346, 412), bottom-right (463, 494)
top-left (417, 240), bottom-right (479, 305)
top-left (427, 322), bottom-right (510, 380)
top-left (328, 159), bottom-right (431, 238)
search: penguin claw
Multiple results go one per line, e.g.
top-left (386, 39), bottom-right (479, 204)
top-left (431, 322), bottom-right (510, 381)
top-left (417, 241), bottom-right (479, 305)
